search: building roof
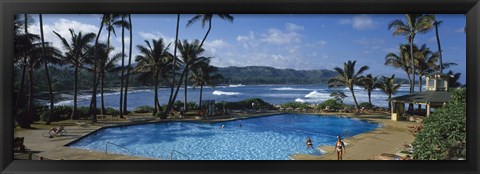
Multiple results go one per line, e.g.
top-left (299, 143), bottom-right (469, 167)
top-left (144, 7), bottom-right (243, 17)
top-left (390, 91), bottom-right (451, 103)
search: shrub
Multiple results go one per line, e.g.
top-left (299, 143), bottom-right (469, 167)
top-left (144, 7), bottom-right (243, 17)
top-left (412, 88), bottom-right (466, 160)
top-left (215, 98), bottom-right (274, 110)
top-left (104, 107), bottom-right (119, 116)
top-left (281, 102), bottom-right (311, 109)
top-left (359, 102), bottom-right (373, 109)
top-left (315, 99), bottom-right (344, 111)
top-left (133, 105), bottom-right (154, 113)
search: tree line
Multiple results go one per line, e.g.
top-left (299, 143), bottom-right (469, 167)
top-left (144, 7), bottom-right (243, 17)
top-left (14, 14), bottom-right (232, 128)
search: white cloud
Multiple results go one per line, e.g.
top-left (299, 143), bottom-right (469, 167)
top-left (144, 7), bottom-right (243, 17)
top-left (261, 28), bottom-right (302, 45)
top-left (203, 39), bottom-right (231, 55)
top-left (285, 23), bottom-right (304, 32)
top-left (454, 27), bottom-right (465, 33)
top-left (338, 15), bottom-right (377, 30)
top-left (138, 31), bottom-right (175, 45)
top-left (30, 18), bottom-right (100, 52)
top-left (306, 41), bottom-right (327, 49)
top-left (236, 31), bottom-right (259, 49)
top-left (354, 37), bottom-right (384, 45)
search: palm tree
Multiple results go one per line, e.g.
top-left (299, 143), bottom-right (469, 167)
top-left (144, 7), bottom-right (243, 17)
top-left (377, 75), bottom-right (401, 111)
top-left (123, 14), bottom-right (133, 115)
top-left (189, 59), bottom-right (223, 109)
top-left (166, 14), bottom-right (181, 116)
top-left (385, 44), bottom-right (414, 111)
top-left (330, 91), bottom-right (347, 103)
top-left (447, 71), bottom-right (462, 88)
top-left (93, 44), bottom-right (122, 114)
top-left (328, 60), bottom-right (369, 110)
top-left (432, 15), bottom-right (444, 73)
top-left (359, 74), bottom-right (378, 109)
top-left (177, 39), bottom-right (211, 111)
top-left (88, 14), bottom-right (106, 123)
top-left (113, 14), bottom-right (131, 118)
top-left (53, 29), bottom-right (96, 119)
top-left (388, 14), bottom-right (434, 94)
top-left (186, 14), bottom-right (234, 49)
top-left (135, 39), bottom-right (171, 115)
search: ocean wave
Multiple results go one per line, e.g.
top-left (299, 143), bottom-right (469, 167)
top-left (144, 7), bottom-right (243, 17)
top-left (305, 90), bottom-right (330, 98)
top-left (271, 87), bottom-right (311, 91)
top-left (212, 90), bottom-right (241, 96)
top-left (229, 84), bottom-right (244, 87)
top-left (295, 98), bottom-right (328, 103)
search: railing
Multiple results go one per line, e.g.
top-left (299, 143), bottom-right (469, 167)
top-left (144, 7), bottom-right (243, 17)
top-left (170, 149), bottom-right (190, 160)
top-left (105, 142), bottom-right (130, 157)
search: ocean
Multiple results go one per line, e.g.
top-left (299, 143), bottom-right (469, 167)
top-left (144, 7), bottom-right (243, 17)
top-left (52, 84), bottom-right (416, 110)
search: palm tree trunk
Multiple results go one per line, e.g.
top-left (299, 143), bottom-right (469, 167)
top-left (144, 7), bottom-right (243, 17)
top-left (153, 69), bottom-right (159, 115)
top-left (368, 90), bottom-right (372, 109)
top-left (418, 76), bottom-right (422, 110)
top-left (350, 87), bottom-right (359, 110)
top-left (103, 28), bottom-right (112, 115)
top-left (198, 20), bottom-right (212, 50)
top-left (184, 68), bottom-right (189, 112)
top-left (72, 64), bottom-right (78, 119)
top-left (15, 14), bottom-right (28, 113)
top-left (119, 17), bottom-right (126, 118)
top-left (169, 68), bottom-right (187, 114)
top-left (40, 14), bottom-right (55, 125)
top-left (166, 14), bottom-right (181, 116)
top-left (435, 20), bottom-right (443, 73)
top-left (27, 61), bottom-right (34, 123)
top-left (101, 71), bottom-right (105, 114)
top-left (408, 38), bottom-right (415, 112)
top-left (388, 95), bottom-right (392, 111)
top-left (123, 14), bottom-right (133, 115)
top-left (89, 16), bottom-right (104, 123)
top-left (199, 83), bottom-right (203, 109)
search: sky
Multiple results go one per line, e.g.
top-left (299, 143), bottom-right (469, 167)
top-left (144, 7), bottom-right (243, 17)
top-left (27, 14), bottom-right (466, 83)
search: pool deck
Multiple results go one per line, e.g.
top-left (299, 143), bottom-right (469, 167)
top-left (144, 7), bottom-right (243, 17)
top-left (14, 111), bottom-right (420, 160)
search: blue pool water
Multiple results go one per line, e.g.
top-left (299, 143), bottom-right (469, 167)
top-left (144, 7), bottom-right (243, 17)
top-left (68, 114), bottom-right (380, 160)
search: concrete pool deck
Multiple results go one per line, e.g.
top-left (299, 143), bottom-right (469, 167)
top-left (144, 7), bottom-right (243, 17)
top-left (14, 111), bottom-right (420, 160)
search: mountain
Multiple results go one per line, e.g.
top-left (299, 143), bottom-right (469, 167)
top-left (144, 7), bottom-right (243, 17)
top-left (216, 66), bottom-right (338, 85)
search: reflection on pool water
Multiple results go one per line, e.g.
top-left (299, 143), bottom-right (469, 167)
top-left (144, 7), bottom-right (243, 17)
top-left (68, 114), bottom-right (380, 160)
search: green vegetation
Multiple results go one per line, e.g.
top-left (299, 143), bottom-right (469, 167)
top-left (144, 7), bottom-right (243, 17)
top-left (218, 66), bottom-right (337, 85)
top-left (315, 99), bottom-right (345, 111)
top-left (358, 102), bottom-right (372, 109)
top-left (328, 60), bottom-right (369, 109)
top-left (412, 88), bottom-right (466, 160)
top-left (280, 102), bottom-right (311, 110)
top-left (133, 105), bottom-right (155, 113)
top-left (216, 98), bottom-right (274, 110)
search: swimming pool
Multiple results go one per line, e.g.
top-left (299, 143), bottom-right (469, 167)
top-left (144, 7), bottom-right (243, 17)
top-left (68, 114), bottom-right (380, 160)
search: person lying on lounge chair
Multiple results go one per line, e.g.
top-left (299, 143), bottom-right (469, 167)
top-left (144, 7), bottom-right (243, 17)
top-left (48, 126), bottom-right (66, 138)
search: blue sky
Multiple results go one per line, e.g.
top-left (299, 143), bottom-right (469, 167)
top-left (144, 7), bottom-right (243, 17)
top-left (29, 14), bottom-right (466, 83)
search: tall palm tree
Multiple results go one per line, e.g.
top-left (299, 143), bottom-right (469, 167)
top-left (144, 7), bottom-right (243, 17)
top-left (135, 39), bottom-right (171, 115)
top-left (328, 60), bottom-right (369, 110)
top-left (113, 14), bottom-right (131, 118)
top-left (53, 29), bottom-right (95, 119)
top-left (177, 39), bottom-right (210, 111)
top-left (385, 44), bottom-right (414, 111)
top-left (96, 44), bottom-right (122, 113)
top-left (123, 14), bottom-right (133, 114)
top-left (186, 14), bottom-right (234, 49)
top-left (377, 75), bottom-right (401, 111)
top-left (189, 59), bottom-right (223, 109)
top-left (432, 15), bottom-right (444, 73)
top-left (88, 14), bottom-right (107, 123)
top-left (359, 74), bottom-right (378, 109)
top-left (166, 14), bottom-right (181, 118)
top-left (388, 14), bottom-right (434, 94)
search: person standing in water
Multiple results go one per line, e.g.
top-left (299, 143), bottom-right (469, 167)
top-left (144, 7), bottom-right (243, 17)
top-left (335, 136), bottom-right (346, 160)
top-left (306, 137), bottom-right (313, 149)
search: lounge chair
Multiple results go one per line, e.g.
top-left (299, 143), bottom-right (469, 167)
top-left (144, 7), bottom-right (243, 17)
top-left (14, 137), bottom-right (26, 152)
top-left (48, 126), bottom-right (67, 137)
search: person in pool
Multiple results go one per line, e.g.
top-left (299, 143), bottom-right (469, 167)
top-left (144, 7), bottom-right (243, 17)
top-left (306, 137), bottom-right (313, 149)
top-left (335, 136), bottom-right (346, 160)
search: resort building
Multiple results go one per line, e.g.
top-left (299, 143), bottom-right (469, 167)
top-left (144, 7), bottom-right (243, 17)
top-left (390, 73), bottom-right (453, 121)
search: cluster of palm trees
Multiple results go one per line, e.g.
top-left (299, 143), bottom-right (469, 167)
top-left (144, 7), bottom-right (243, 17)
top-left (14, 14), bottom-right (232, 128)
top-left (327, 14), bottom-right (461, 111)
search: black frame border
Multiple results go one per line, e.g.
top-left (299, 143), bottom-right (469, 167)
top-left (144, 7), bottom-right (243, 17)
top-left (1, 0), bottom-right (479, 174)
